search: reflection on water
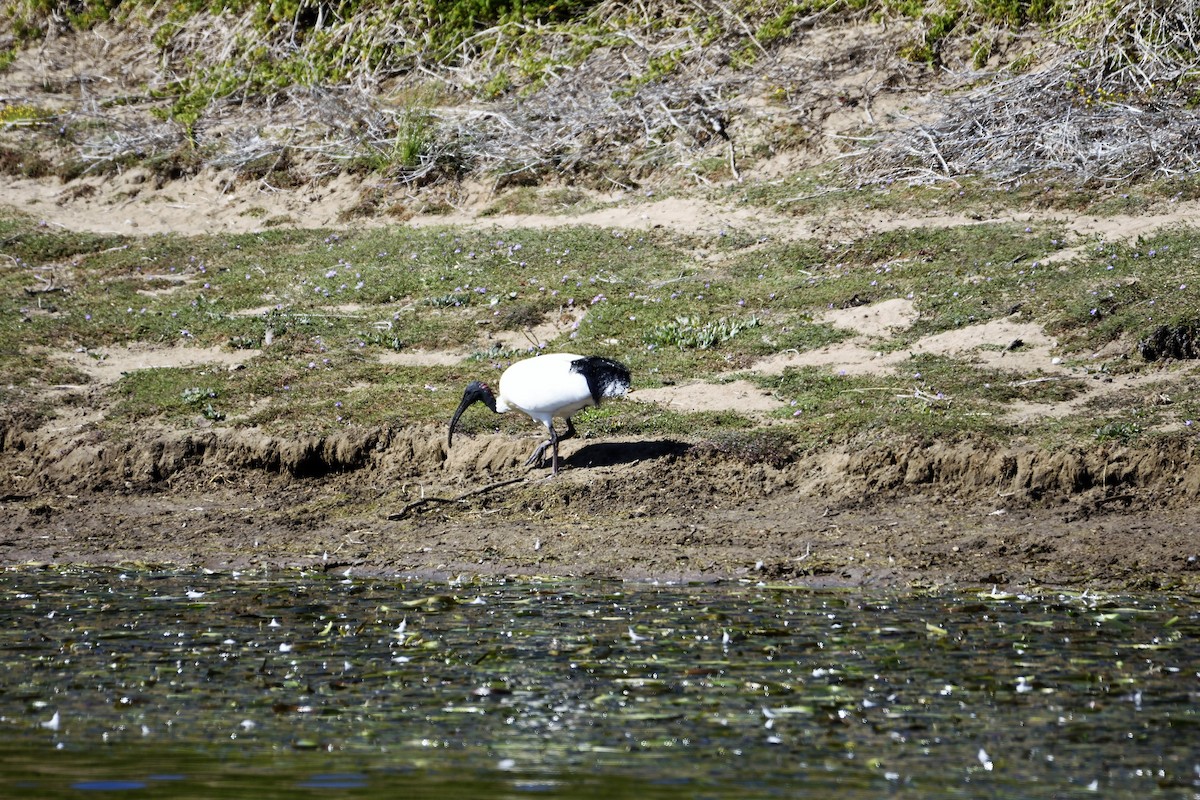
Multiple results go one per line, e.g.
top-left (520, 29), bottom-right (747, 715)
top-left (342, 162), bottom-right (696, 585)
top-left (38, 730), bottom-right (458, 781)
top-left (0, 568), bottom-right (1196, 798)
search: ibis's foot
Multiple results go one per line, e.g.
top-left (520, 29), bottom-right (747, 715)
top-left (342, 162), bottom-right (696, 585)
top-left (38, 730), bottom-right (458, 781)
top-left (525, 440), bottom-right (552, 467)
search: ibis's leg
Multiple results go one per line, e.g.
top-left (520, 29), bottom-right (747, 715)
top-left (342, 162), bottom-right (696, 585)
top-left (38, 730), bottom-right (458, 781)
top-left (543, 419), bottom-right (575, 475)
top-left (549, 424), bottom-right (561, 474)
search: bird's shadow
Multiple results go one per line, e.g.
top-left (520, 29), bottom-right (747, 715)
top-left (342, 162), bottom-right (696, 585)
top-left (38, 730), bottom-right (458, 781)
top-left (563, 439), bottom-right (690, 470)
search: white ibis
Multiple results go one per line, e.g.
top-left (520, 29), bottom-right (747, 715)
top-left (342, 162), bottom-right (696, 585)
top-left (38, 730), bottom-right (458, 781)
top-left (448, 353), bottom-right (631, 475)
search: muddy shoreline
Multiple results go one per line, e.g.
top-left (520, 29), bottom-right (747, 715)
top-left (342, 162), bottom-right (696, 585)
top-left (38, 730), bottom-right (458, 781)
top-left (3, 422), bottom-right (1197, 590)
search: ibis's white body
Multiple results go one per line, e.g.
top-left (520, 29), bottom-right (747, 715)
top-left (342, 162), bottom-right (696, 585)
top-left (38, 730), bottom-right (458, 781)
top-left (496, 352), bottom-right (606, 429)
top-left (449, 351), bottom-right (631, 475)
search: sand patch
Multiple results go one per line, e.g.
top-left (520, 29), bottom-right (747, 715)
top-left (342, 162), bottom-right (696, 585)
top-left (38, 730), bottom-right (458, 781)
top-left (754, 342), bottom-right (894, 376)
top-left (754, 301), bottom-right (1061, 378)
top-left (52, 344), bottom-right (261, 385)
top-left (821, 297), bottom-right (918, 337)
top-left (633, 379), bottom-right (784, 419)
top-left (412, 196), bottom-right (791, 242)
top-left (492, 307), bottom-right (586, 350)
top-left (377, 350), bottom-right (465, 368)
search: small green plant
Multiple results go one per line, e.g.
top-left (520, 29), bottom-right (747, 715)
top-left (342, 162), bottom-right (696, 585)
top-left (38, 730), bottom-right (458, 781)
top-left (180, 386), bottom-right (215, 405)
top-left (647, 315), bottom-right (760, 350)
top-left (181, 386), bottom-right (225, 420)
top-left (395, 109), bottom-right (434, 169)
top-left (0, 103), bottom-right (47, 124)
top-left (1094, 421), bottom-right (1140, 442)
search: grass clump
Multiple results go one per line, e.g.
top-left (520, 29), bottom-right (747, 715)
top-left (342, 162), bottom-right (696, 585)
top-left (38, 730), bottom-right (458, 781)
top-left (111, 367), bottom-right (234, 425)
top-left (646, 315), bottom-right (761, 350)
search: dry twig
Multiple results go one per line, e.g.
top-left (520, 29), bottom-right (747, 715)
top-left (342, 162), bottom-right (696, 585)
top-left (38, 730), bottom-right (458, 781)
top-left (387, 477), bottom-right (525, 520)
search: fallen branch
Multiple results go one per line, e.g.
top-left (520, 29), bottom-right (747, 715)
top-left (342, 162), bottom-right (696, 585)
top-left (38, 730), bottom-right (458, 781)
top-left (1009, 376), bottom-right (1082, 387)
top-left (387, 477), bottom-right (525, 520)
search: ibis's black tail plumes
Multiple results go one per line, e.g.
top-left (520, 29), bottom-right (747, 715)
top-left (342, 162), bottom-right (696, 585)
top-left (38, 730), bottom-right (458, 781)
top-left (570, 356), bottom-right (632, 405)
top-left (448, 381), bottom-right (498, 447)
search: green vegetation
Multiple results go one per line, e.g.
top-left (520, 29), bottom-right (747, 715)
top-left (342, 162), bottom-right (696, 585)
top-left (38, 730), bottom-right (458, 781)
top-left (4, 205), bottom-right (1199, 448)
top-left (647, 314), bottom-right (761, 350)
top-left (734, 171), bottom-right (1200, 219)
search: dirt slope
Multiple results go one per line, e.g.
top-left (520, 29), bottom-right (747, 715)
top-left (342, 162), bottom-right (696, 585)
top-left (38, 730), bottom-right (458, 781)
top-left (3, 406), bottom-right (1199, 589)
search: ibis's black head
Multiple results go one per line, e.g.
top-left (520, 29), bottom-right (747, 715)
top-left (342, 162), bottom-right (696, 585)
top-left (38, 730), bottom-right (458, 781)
top-left (448, 380), bottom-right (498, 446)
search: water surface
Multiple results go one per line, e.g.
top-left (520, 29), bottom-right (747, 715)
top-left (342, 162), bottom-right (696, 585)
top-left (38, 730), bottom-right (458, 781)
top-left (0, 568), bottom-right (1196, 798)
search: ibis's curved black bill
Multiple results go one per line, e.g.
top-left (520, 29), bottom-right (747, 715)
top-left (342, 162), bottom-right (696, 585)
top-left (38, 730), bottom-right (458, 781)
top-left (448, 381), bottom-right (498, 446)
